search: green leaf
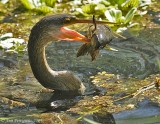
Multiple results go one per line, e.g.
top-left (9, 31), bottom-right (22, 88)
top-left (0, 33), bottom-right (26, 53)
top-left (105, 8), bottom-right (123, 23)
top-left (36, 5), bottom-right (53, 13)
top-left (95, 4), bottom-right (106, 15)
top-left (124, 7), bottom-right (137, 24)
top-left (121, 0), bottom-right (139, 8)
top-left (19, 0), bottom-right (55, 13)
top-left (40, 0), bottom-right (56, 7)
top-left (100, 0), bottom-right (111, 6)
top-left (107, 0), bottom-right (125, 6)
top-left (0, 33), bottom-right (12, 40)
top-left (19, 0), bottom-right (35, 10)
top-left (139, 0), bottom-right (151, 7)
top-left (82, 4), bottom-right (96, 14)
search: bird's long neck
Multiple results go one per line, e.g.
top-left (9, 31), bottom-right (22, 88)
top-left (28, 31), bottom-right (85, 95)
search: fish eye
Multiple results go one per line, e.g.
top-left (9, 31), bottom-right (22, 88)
top-left (98, 43), bottom-right (106, 49)
top-left (99, 46), bottom-right (104, 49)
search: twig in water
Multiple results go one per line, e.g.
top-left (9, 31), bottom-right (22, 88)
top-left (114, 81), bottom-right (158, 102)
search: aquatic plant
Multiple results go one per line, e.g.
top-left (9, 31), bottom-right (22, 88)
top-left (19, 0), bottom-right (56, 13)
top-left (0, 0), bottom-right (152, 28)
top-left (0, 33), bottom-right (26, 53)
top-left (74, 0), bottom-right (151, 27)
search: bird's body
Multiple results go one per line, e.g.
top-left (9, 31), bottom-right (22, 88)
top-left (28, 14), bottom-right (86, 96)
top-left (28, 14), bottom-right (115, 96)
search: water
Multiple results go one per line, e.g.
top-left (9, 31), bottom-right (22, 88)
top-left (46, 28), bottom-right (160, 79)
top-left (44, 27), bottom-right (160, 123)
top-left (1, 16), bottom-right (160, 124)
top-left (114, 100), bottom-right (160, 124)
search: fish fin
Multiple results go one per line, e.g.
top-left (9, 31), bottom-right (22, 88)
top-left (77, 43), bottom-right (91, 57)
top-left (90, 50), bottom-right (99, 61)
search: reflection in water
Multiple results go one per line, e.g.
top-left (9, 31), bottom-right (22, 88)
top-left (46, 28), bottom-right (160, 79)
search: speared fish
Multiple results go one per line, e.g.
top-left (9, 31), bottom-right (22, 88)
top-left (77, 15), bottom-right (116, 61)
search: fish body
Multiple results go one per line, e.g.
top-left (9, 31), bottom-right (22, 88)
top-left (77, 25), bottom-right (114, 60)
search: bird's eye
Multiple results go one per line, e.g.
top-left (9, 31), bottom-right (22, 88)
top-left (63, 16), bottom-right (76, 25)
top-left (65, 17), bottom-right (71, 22)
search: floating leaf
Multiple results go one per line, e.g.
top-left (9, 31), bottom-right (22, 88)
top-left (107, 0), bottom-right (126, 6)
top-left (100, 0), bottom-right (111, 6)
top-left (36, 5), bottom-right (53, 13)
top-left (19, 0), bottom-right (55, 13)
top-left (121, 0), bottom-right (139, 8)
top-left (105, 8), bottom-right (123, 23)
top-left (140, 0), bottom-right (151, 7)
top-left (127, 22), bottom-right (140, 28)
top-left (0, 33), bottom-right (26, 53)
top-left (0, 33), bottom-right (12, 40)
top-left (41, 0), bottom-right (56, 7)
top-left (1, 0), bottom-right (9, 4)
top-left (116, 27), bottom-right (127, 33)
top-left (124, 7), bottom-right (137, 24)
top-left (95, 4), bottom-right (106, 15)
top-left (0, 41), bottom-right (13, 49)
top-left (19, 0), bottom-right (35, 10)
top-left (82, 4), bottom-right (96, 14)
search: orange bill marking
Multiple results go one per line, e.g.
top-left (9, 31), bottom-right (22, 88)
top-left (56, 27), bottom-right (89, 43)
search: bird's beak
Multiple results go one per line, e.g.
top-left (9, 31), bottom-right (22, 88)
top-left (74, 19), bottom-right (116, 25)
top-left (58, 18), bottom-right (116, 43)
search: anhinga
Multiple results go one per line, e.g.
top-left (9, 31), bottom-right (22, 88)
top-left (28, 14), bottom-right (114, 96)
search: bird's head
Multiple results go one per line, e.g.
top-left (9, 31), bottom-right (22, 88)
top-left (31, 14), bottom-right (115, 43)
